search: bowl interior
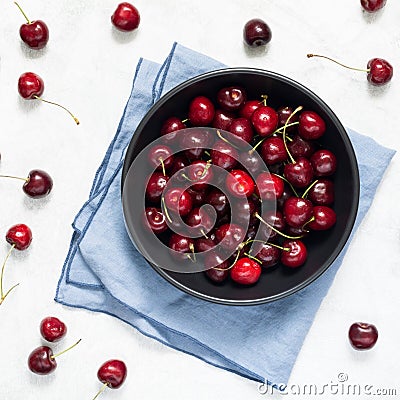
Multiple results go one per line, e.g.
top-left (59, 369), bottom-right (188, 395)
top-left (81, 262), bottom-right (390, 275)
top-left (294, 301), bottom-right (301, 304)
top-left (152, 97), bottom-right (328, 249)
top-left (122, 68), bottom-right (359, 305)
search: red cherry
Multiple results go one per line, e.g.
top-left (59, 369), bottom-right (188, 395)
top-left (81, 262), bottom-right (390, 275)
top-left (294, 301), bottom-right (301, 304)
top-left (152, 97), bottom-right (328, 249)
top-left (231, 257), bottom-right (261, 285)
top-left (205, 252), bottom-right (229, 283)
top-left (277, 106), bottom-right (299, 131)
top-left (168, 234), bottom-right (194, 261)
top-left (18, 72), bottom-right (44, 99)
top-left (216, 86), bottom-right (247, 112)
top-left (214, 223), bottom-right (245, 251)
top-left (287, 135), bottom-right (315, 159)
top-left (111, 2), bottom-right (140, 31)
top-left (251, 105), bottom-right (279, 137)
top-left (6, 223), bottom-right (32, 251)
top-left (310, 149), bottom-right (337, 177)
top-left (40, 317), bottom-right (67, 342)
top-left (367, 58), bottom-right (393, 86)
top-left (186, 161), bottom-right (213, 191)
top-left (225, 169), bottom-right (255, 197)
top-left (256, 172), bottom-right (284, 201)
top-left (360, 0), bottom-right (386, 13)
top-left (145, 172), bottom-right (169, 203)
top-left (212, 109), bottom-right (235, 131)
top-left (163, 188), bottom-right (193, 217)
top-left (348, 322), bottom-right (378, 350)
top-left (260, 136), bottom-right (288, 165)
top-left (307, 206), bottom-right (337, 231)
top-left (97, 359), bottom-right (127, 389)
top-left (15, 2), bottom-right (49, 49)
top-left (283, 197), bottom-right (313, 228)
top-left (280, 240), bottom-right (307, 268)
top-left (23, 169), bottom-right (53, 198)
top-left (243, 18), bottom-right (272, 47)
top-left (28, 346), bottom-right (57, 375)
top-left (254, 243), bottom-right (280, 268)
top-left (147, 144), bottom-right (174, 171)
top-left (307, 179), bottom-right (335, 205)
top-left (188, 96), bottom-right (215, 126)
top-left (229, 117), bottom-right (254, 143)
top-left (210, 140), bottom-right (238, 170)
top-left (143, 207), bottom-right (168, 234)
top-left (298, 111), bottom-right (326, 140)
top-left (160, 117), bottom-right (186, 145)
top-left (239, 100), bottom-right (261, 119)
top-left (283, 157), bottom-right (314, 188)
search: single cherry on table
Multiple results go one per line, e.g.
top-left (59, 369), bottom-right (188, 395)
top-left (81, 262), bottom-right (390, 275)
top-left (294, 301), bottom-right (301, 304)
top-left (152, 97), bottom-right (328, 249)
top-left (92, 359), bottom-right (127, 400)
top-left (111, 2), bottom-right (140, 31)
top-left (40, 316), bottom-right (67, 342)
top-left (348, 322), bottom-right (378, 350)
top-left (243, 18), bottom-right (272, 47)
top-left (360, 0), bottom-right (386, 12)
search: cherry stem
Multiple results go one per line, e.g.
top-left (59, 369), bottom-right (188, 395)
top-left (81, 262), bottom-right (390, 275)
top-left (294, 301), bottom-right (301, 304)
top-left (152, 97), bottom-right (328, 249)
top-left (50, 339), bottom-right (82, 359)
top-left (0, 174), bottom-right (28, 182)
top-left (283, 106), bottom-right (303, 164)
top-left (254, 212), bottom-right (304, 239)
top-left (272, 172), bottom-right (299, 197)
top-left (181, 118), bottom-right (189, 124)
top-left (14, 2), bottom-right (30, 24)
top-left (158, 157), bottom-right (166, 177)
top-left (302, 179), bottom-right (318, 199)
top-left (33, 96), bottom-right (80, 125)
top-left (216, 130), bottom-right (239, 149)
top-left (200, 228), bottom-right (209, 239)
top-left (0, 244), bottom-right (16, 301)
top-left (243, 252), bottom-right (262, 264)
top-left (301, 215), bottom-right (315, 230)
top-left (307, 54), bottom-right (370, 73)
top-left (160, 197), bottom-right (172, 223)
top-left (261, 94), bottom-right (268, 106)
top-left (213, 246), bottom-right (242, 271)
top-left (91, 382), bottom-right (110, 400)
top-left (0, 283), bottom-right (20, 305)
top-left (188, 243), bottom-right (196, 263)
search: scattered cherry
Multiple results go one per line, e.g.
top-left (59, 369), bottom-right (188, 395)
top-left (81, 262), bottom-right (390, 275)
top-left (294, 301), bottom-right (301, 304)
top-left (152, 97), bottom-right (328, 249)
top-left (243, 18), bottom-right (272, 47)
top-left (261, 136), bottom-right (288, 165)
top-left (111, 2), bottom-right (140, 31)
top-left (360, 0), bottom-right (386, 12)
top-left (211, 140), bottom-right (238, 170)
top-left (256, 172), bottom-right (284, 201)
top-left (212, 109), bottom-right (235, 131)
top-left (93, 359), bottom-right (127, 399)
top-left (239, 100), bottom-right (260, 119)
top-left (15, 2), bottom-right (49, 50)
top-left (6, 223), bottom-right (32, 250)
top-left (229, 117), bottom-right (254, 143)
top-left (40, 316), bottom-right (67, 342)
top-left (348, 322), bottom-right (378, 350)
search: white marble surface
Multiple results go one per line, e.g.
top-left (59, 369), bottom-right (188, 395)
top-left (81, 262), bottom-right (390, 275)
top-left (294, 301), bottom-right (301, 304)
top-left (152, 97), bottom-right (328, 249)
top-left (0, 0), bottom-right (399, 399)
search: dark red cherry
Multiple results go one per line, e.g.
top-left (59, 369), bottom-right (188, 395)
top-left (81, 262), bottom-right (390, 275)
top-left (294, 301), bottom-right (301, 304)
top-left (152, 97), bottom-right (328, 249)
top-left (256, 172), bottom-right (284, 201)
top-left (348, 322), bottom-right (378, 350)
top-left (307, 206), bottom-right (336, 231)
top-left (360, 0), bottom-right (386, 13)
top-left (258, 210), bottom-right (285, 241)
top-left (239, 150), bottom-right (264, 175)
top-left (23, 169), bottom-right (53, 198)
top-left (6, 223), bottom-right (32, 250)
top-left (280, 240), bottom-right (307, 268)
top-left (195, 237), bottom-right (216, 253)
top-left (283, 197), bottom-right (313, 228)
top-left (160, 117), bottom-right (186, 145)
top-left (226, 169), bottom-right (255, 198)
top-left (28, 346), bottom-right (56, 375)
top-left (239, 100), bottom-right (261, 119)
top-left (188, 96), bottom-right (215, 126)
top-left (18, 72), bottom-right (44, 99)
top-left (205, 252), bottom-right (229, 283)
top-left (212, 109), bottom-right (235, 131)
top-left (214, 223), bottom-right (245, 251)
top-left (287, 135), bottom-right (316, 159)
top-left (277, 185), bottom-right (292, 210)
top-left (185, 207), bottom-right (214, 235)
top-left (284, 157), bottom-right (314, 188)
top-left (179, 128), bottom-right (213, 160)
top-left (310, 149), bottom-right (337, 177)
top-left (147, 144), bottom-right (174, 171)
top-left (367, 58), bottom-right (393, 86)
top-left (169, 154), bottom-right (189, 176)
top-left (168, 234), bottom-right (194, 261)
top-left (145, 172), bottom-right (169, 203)
top-left (229, 118), bottom-right (254, 143)
top-left (97, 359), bottom-right (127, 388)
top-left (111, 2), bottom-right (140, 31)
top-left (231, 196), bottom-right (259, 227)
top-left (251, 106), bottom-right (279, 137)
top-left (231, 257), bottom-right (261, 285)
top-left (186, 187), bottom-right (208, 207)
top-left (206, 189), bottom-right (229, 217)
top-left (163, 188), bottom-right (193, 217)
top-left (186, 161), bottom-right (213, 191)
top-left (40, 317), bottom-right (67, 342)
top-left (277, 106), bottom-right (299, 131)
top-left (143, 207), bottom-right (168, 234)
top-left (307, 179), bottom-right (334, 205)
top-left (243, 18), bottom-right (272, 47)
top-left (254, 243), bottom-right (280, 268)
top-left (260, 136), bottom-right (288, 165)
top-left (211, 140), bottom-right (238, 170)
top-left (298, 111), bottom-right (326, 140)
top-left (216, 86), bottom-right (247, 112)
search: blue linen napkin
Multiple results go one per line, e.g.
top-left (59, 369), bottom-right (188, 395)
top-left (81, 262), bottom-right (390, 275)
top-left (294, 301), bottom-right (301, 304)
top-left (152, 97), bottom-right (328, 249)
top-left (55, 42), bottom-right (396, 389)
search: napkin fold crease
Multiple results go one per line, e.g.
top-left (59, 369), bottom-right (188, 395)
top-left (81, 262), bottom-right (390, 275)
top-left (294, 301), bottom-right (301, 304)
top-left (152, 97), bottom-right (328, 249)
top-left (55, 42), bottom-right (395, 388)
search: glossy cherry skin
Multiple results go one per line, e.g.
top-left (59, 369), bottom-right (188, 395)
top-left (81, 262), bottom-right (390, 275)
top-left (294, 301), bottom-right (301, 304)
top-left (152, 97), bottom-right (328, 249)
top-left (186, 187), bottom-right (208, 207)
top-left (348, 322), bottom-right (378, 350)
top-left (231, 257), bottom-right (261, 285)
top-left (298, 111), bottom-right (326, 140)
top-left (277, 106), bottom-right (299, 131)
top-left (6, 224), bottom-right (32, 250)
top-left (160, 117), bottom-right (186, 145)
top-left (280, 240), bottom-right (307, 268)
top-left (195, 237), bottom-right (216, 253)
top-left (287, 135), bottom-right (315, 159)
top-left (19, 20), bottom-right (49, 50)
top-left (308, 206), bottom-right (336, 231)
top-left (214, 223), bottom-right (245, 251)
top-left (186, 161), bottom-right (213, 191)
top-left (145, 172), bottom-right (169, 203)
top-left (23, 169), bottom-right (53, 198)
top-left (205, 252), bottom-right (229, 283)
top-left (40, 317), bottom-right (67, 342)
top-left (243, 18), bottom-right (272, 47)
top-left (284, 157), bottom-right (314, 188)
top-left (206, 189), bottom-right (229, 217)
top-left (164, 188), bottom-right (193, 217)
top-left (310, 149), bottom-right (337, 177)
top-left (258, 210), bottom-right (285, 241)
top-left (367, 58), bottom-right (393, 86)
top-left (217, 86), bottom-right (247, 112)
top-left (212, 109), bottom-right (235, 131)
top-left (261, 136), bottom-right (288, 165)
top-left (283, 197), bottom-right (313, 228)
top-left (18, 72), bottom-right (44, 99)
top-left (147, 144), bottom-right (173, 171)
top-left (256, 172), bottom-right (284, 201)
top-left (98, 359), bottom-right (127, 388)
top-left (251, 106), bottom-right (279, 137)
top-left (239, 150), bottom-right (264, 175)
top-left (226, 169), bottom-right (255, 198)
top-left (111, 2), bottom-right (140, 31)
top-left (360, 0), bottom-right (386, 12)
top-left (168, 234), bottom-right (194, 261)
top-left (211, 140), bottom-right (238, 170)
top-left (254, 243), bottom-right (280, 268)
top-left (179, 128), bottom-right (213, 160)
top-left (229, 118), bottom-right (254, 143)
top-left (239, 100), bottom-right (261, 119)
top-left (308, 179), bottom-right (334, 205)
top-left (143, 207), bottom-right (168, 234)
top-left (232, 196), bottom-right (259, 227)
top-left (170, 154), bottom-right (189, 177)
top-left (28, 346), bottom-right (57, 375)
top-left (188, 96), bottom-right (215, 126)
top-left (186, 207), bottom-right (214, 235)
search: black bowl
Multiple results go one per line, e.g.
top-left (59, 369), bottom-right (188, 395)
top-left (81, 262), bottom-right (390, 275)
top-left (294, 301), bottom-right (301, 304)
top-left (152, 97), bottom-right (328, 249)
top-left (121, 68), bottom-right (359, 305)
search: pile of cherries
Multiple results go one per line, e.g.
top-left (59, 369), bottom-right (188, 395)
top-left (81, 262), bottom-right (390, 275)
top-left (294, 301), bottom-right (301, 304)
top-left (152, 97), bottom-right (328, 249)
top-left (143, 85), bottom-right (338, 286)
